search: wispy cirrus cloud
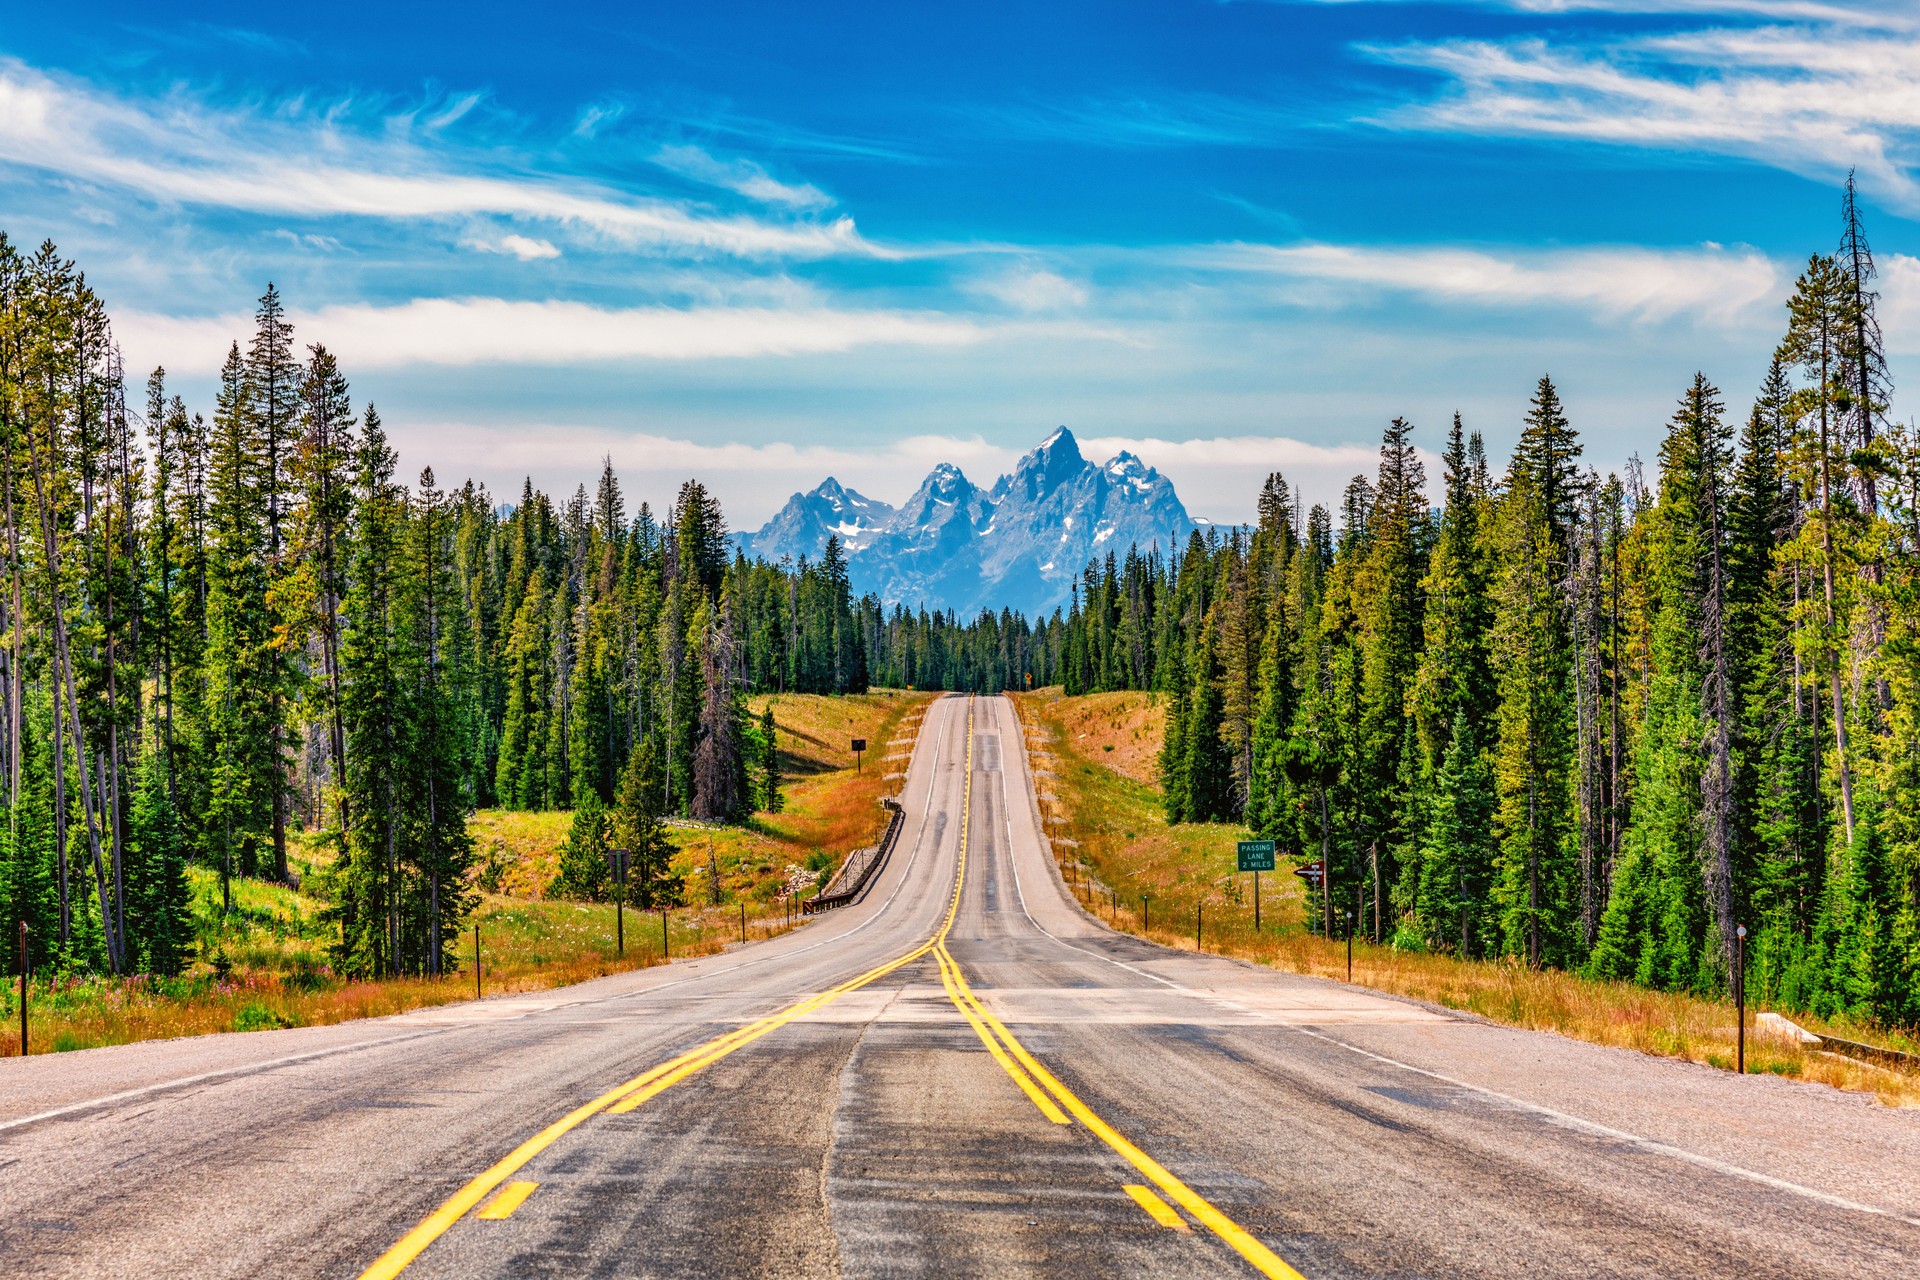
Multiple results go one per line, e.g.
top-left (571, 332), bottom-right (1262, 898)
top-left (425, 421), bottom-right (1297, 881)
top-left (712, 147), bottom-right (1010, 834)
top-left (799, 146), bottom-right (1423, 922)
top-left (1193, 241), bottom-right (1780, 323)
top-left (113, 297), bottom-right (1008, 374)
top-left (0, 59), bottom-right (877, 259)
top-left (1367, 16), bottom-right (1920, 205)
top-left (650, 143), bottom-right (832, 210)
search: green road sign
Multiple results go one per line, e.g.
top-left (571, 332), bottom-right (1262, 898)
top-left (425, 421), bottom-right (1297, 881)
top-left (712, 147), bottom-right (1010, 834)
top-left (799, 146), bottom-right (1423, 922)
top-left (1237, 839), bottom-right (1276, 872)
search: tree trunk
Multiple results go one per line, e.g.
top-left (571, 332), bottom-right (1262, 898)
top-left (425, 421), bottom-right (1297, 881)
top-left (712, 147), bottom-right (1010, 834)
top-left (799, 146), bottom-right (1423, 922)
top-left (24, 425), bottom-right (119, 971)
top-left (1818, 407), bottom-right (1856, 842)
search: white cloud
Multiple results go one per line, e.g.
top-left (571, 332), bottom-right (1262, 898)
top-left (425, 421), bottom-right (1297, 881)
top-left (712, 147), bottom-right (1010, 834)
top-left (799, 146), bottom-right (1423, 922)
top-left (376, 423), bottom-right (1413, 530)
top-left (1370, 20), bottom-right (1920, 204)
top-left (650, 144), bottom-right (833, 210)
top-left (114, 297), bottom-right (998, 374)
top-left (387, 425), bottom-right (1027, 526)
top-left (0, 59), bottom-right (876, 259)
top-left (965, 266), bottom-right (1090, 312)
top-left (1869, 252), bottom-right (1920, 354)
top-left (1196, 241), bottom-right (1780, 323)
top-left (465, 234), bottom-right (562, 260)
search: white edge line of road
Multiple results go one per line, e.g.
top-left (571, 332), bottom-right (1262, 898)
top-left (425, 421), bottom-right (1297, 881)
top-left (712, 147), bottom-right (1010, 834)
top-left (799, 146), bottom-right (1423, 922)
top-left (0, 1029), bottom-right (456, 1136)
top-left (0, 696), bottom-right (963, 1138)
top-left (986, 697), bottom-right (1920, 1232)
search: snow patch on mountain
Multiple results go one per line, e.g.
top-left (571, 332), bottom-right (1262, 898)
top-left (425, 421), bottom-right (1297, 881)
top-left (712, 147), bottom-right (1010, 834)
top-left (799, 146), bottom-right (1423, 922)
top-left (736, 427), bottom-right (1196, 616)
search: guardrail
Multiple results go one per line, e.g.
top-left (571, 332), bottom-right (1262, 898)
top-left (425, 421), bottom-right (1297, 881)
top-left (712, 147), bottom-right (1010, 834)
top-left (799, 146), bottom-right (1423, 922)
top-left (803, 797), bottom-right (904, 915)
top-left (1817, 1032), bottom-right (1919, 1070)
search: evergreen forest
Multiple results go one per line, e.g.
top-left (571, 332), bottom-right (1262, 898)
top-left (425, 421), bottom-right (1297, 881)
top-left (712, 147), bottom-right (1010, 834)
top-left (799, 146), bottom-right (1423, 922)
top-left (1050, 182), bottom-right (1920, 1026)
top-left (6, 178), bottom-right (1918, 1031)
top-left (0, 233), bottom-right (1036, 983)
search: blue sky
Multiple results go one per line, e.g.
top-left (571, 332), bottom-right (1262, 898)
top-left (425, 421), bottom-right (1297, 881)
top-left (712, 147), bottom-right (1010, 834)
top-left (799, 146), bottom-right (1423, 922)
top-left (5, 0), bottom-right (1919, 524)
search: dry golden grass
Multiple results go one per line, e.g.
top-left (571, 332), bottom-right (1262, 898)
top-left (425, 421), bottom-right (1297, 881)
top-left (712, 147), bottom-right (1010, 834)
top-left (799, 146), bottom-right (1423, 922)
top-left (1028, 686), bottom-right (1165, 785)
top-left (0, 691), bottom-right (937, 1057)
top-left (1011, 691), bottom-right (1920, 1108)
top-left (0, 893), bottom-right (788, 1056)
top-left (471, 809), bottom-right (573, 898)
top-left (750, 689), bottom-right (933, 867)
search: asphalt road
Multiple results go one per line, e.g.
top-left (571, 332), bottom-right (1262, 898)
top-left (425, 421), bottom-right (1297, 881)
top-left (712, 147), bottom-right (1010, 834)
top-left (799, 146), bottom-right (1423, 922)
top-left (3, 693), bottom-right (1919, 1278)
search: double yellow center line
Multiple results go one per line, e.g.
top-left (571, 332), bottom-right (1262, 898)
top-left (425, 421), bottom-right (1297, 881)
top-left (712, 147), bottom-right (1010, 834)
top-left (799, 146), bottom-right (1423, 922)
top-left (361, 697), bottom-right (1304, 1280)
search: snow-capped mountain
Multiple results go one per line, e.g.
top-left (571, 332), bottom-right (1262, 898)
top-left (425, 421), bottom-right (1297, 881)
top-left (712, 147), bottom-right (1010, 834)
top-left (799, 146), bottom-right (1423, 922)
top-left (737, 428), bottom-right (1195, 617)
top-left (740, 476), bottom-right (895, 558)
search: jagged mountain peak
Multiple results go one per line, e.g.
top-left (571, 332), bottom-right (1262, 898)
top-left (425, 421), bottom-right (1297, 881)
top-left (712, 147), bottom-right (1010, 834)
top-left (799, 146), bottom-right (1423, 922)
top-left (996, 425), bottom-right (1086, 503)
top-left (739, 428), bottom-right (1195, 615)
top-left (744, 476), bottom-right (894, 560)
top-left (916, 461), bottom-right (978, 497)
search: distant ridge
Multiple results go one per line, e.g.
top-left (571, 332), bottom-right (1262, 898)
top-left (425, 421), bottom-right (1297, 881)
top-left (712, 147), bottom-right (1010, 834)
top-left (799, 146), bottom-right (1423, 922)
top-left (737, 428), bottom-right (1195, 616)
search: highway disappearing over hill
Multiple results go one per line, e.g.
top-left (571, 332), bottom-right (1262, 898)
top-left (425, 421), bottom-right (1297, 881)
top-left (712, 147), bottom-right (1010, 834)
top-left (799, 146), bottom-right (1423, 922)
top-left (3, 694), bottom-right (1919, 1277)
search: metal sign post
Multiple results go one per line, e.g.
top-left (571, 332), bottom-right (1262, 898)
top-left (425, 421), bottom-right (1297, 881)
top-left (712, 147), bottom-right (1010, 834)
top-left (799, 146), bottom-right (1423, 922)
top-left (17, 921), bottom-right (26, 1058)
top-left (1735, 924), bottom-right (1748, 1074)
top-left (851, 737), bottom-right (867, 774)
top-left (608, 848), bottom-right (631, 956)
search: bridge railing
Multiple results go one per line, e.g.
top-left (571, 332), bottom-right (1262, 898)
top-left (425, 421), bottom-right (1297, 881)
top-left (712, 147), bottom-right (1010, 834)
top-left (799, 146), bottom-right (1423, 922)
top-left (803, 798), bottom-right (904, 915)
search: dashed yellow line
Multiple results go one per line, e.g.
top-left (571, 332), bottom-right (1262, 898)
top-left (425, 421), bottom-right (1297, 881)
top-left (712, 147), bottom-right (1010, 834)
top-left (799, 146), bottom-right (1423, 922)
top-left (1125, 1183), bottom-right (1192, 1232)
top-left (475, 1181), bottom-right (538, 1221)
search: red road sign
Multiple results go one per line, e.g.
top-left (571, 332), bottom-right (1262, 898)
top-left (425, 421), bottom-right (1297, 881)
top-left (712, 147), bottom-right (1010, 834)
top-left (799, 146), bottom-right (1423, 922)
top-left (1294, 859), bottom-right (1325, 883)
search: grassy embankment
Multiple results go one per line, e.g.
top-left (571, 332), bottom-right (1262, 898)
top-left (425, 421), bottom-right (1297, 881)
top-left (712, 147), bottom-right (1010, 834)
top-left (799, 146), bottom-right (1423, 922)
top-left (1010, 688), bottom-right (1920, 1107)
top-left (2, 690), bottom-right (934, 1055)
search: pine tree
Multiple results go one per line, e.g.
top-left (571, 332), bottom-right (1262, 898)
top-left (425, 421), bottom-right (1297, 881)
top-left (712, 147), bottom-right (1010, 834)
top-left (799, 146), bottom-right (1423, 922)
top-left (553, 788), bottom-right (612, 901)
top-left (1361, 416), bottom-right (1428, 933)
top-left (1419, 711), bottom-right (1497, 955)
top-left (246, 286), bottom-right (300, 882)
top-left (1180, 621), bottom-right (1234, 824)
top-left (205, 342), bottom-right (276, 896)
top-left (1512, 374), bottom-right (1587, 553)
top-left (287, 344), bottom-right (357, 834)
top-left (758, 703), bottom-right (783, 812)
top-left (1781, 254), bottom-right (1860, 842)
top-left (1591, 378), bottom-right (1733, 991)
top-left (613, 740), bottom-right (680, 911)
top-left (1489, 470), bottom-right (1577, 968)
top-left (333, 409), bottom-right (409, 976)
top-left (123, 725), bottom-right (189, 974)
top-left (495, 574), bottom-right (551, 809)
top-left (692, 583), bottom-right (749, 821)
top-left (406, 466), bottom-right (474, 975)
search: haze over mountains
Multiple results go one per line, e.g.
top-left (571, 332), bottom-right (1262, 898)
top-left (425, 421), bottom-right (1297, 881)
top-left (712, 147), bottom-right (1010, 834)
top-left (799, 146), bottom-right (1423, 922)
top-left (738, 428), bottom-right (1196, 617)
